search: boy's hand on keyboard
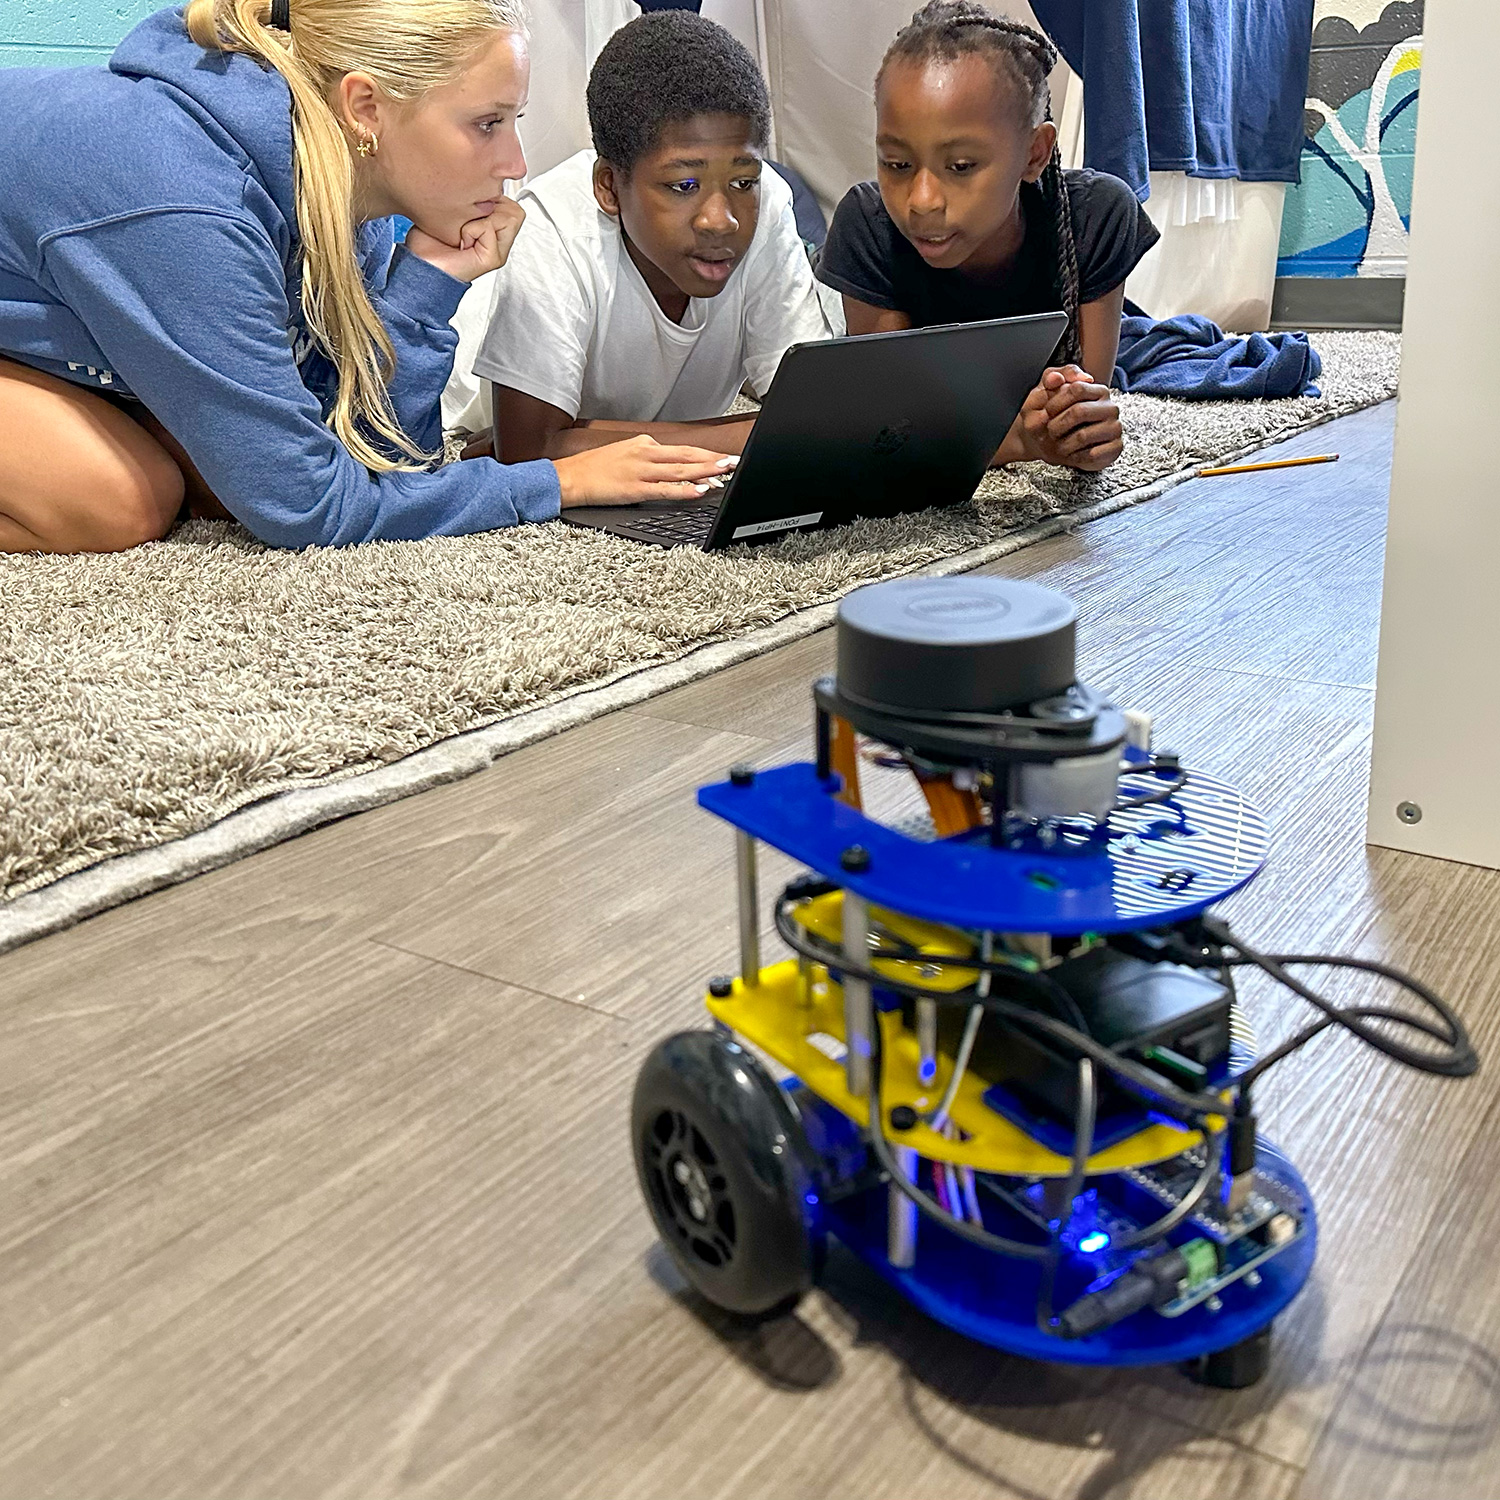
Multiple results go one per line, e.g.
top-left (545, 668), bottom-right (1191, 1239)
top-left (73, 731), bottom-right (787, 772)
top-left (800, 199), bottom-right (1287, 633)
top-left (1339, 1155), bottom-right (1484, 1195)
top-left (1018, 365), bottom-right (1124, 472)
top-left (553, 435), bottom-right (738, 509)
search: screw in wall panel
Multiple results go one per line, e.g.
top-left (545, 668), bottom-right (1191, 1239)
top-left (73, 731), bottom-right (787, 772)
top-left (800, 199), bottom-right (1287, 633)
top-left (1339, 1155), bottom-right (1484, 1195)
top-left (1397, 801), bottom-right (1423, 825)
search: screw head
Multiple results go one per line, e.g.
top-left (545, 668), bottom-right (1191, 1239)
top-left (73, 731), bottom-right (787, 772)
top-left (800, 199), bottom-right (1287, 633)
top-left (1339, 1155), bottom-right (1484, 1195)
top-left (1397, 801), bottom-right (1423, 825)
top-left (729, 763), bottom-right (756, 787)
top-left (707, 975), bottom-right (734, 998)
top-left (889, 1104), bottom-right (918, 1131)
top-left (840, 844), bottom-right (872, 873)
top-left (1205, 1295), bottom-right (1224, 1313)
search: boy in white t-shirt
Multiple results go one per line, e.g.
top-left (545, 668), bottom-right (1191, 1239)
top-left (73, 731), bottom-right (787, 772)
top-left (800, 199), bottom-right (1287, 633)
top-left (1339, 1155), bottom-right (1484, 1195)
top-left (472, 9), bottom-right (842, 464)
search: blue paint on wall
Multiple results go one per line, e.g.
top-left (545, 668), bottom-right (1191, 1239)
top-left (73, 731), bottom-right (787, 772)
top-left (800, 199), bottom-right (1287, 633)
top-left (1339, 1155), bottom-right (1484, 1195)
top-left (1276, 2), bottom-right (1424, 279)
top-left (0, 0), bottom-right (160, 66)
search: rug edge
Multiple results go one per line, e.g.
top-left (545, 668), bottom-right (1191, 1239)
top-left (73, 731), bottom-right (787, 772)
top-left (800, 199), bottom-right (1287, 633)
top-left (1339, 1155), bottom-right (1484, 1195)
top-left (0, 394), bottom-right (1392, 955)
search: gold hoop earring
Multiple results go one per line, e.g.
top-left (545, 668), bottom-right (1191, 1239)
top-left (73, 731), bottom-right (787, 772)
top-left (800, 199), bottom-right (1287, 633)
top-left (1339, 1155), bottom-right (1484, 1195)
top-left (355, 133), bottom-right (379, 159)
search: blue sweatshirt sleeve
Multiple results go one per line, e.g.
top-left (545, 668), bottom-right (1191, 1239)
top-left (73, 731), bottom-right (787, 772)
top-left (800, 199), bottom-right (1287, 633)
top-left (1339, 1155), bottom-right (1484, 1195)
top-left (356, 219), bottom-right (465, 453)
top-left (38, 207), bottom-right (561, 548)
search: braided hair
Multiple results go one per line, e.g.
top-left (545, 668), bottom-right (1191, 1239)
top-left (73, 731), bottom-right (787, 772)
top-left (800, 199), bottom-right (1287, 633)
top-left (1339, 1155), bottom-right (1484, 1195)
top-left (879, 1), bottom-right (1081, 363)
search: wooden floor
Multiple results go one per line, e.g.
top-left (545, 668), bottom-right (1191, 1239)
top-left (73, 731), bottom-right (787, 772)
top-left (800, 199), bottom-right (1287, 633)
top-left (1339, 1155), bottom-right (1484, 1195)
top-left (6, 398), bottom-right (1500, 1500)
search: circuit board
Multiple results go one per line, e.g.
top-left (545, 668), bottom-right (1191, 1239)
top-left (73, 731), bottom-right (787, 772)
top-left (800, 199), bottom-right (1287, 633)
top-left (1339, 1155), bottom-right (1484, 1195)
top-left (1124, 1149), bottom-right (1304, 1244)
top-left (979, 1150), bottom-right (1309, 1323)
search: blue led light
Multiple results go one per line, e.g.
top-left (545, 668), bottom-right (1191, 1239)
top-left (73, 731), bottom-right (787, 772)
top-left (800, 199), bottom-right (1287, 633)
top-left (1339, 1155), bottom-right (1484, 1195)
top-left (1078, 1231), bottom-right (1111, 1253)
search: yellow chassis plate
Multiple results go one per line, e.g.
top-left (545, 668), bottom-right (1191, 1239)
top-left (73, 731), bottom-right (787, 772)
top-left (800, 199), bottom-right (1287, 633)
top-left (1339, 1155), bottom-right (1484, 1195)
top-left (706, 959), bottom-right (1211, 1177)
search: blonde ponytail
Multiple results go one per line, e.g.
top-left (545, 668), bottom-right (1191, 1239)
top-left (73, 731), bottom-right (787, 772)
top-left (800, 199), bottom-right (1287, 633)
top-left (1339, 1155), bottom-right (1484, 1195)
top-left (184, 0), bottom-right (527, 472)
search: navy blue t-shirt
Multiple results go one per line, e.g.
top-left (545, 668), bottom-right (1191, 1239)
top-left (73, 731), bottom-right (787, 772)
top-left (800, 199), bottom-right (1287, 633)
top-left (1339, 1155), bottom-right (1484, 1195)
top-left (817, 169), bottom-right (1159, 329)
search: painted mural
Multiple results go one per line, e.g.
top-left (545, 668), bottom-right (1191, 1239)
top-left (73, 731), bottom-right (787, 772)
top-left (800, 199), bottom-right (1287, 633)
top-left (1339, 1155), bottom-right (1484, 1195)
top-left (1277, 0), bottom-right (1423, 278)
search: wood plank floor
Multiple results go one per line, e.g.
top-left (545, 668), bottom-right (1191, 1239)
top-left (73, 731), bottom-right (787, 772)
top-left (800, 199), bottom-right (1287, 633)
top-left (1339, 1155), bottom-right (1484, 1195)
top-left (6, 398), bottom-right (1499, 1499)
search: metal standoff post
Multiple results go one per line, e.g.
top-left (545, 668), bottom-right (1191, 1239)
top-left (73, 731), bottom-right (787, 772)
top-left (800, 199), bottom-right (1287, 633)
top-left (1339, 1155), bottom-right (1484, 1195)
top-left (735, 830), bottom-right (761, 986)
top-left (841, 889), bottom-right (873, 1097)
top-left (888, 1145), bottom-right (919, 1267)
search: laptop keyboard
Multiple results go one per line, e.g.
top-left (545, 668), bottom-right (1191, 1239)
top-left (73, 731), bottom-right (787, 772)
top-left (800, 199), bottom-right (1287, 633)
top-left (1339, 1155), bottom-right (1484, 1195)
top-left (623, 508), bottom-right (715, 544)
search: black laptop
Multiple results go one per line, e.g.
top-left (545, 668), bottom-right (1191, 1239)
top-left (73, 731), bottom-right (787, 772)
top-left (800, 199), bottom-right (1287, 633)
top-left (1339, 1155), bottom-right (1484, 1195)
top-left (561, 309), bottom-right (1070, 551)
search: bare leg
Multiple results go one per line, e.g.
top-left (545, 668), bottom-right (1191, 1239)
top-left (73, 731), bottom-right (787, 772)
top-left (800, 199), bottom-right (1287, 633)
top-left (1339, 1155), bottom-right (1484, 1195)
top-left (0, 356), bottom-right (186, 554)
top-left (131, 406), bottom-right (233, 522)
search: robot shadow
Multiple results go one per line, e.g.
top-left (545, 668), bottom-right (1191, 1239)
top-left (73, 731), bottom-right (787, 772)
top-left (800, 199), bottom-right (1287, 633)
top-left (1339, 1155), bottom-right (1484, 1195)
top-left (646, 1248), bottom-right (1500, 1492)
top-left (1317, 1321), bottom-right (1500, 1463)
top-left (644, 1241), bottom-right (1426, 1499)
top-left (646, 1240), bottom-right (844, 1393)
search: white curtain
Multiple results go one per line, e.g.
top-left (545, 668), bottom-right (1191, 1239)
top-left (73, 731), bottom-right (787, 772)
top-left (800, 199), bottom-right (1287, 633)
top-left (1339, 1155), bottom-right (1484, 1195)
top-left (1125, 175), bottom-right (1287, 332)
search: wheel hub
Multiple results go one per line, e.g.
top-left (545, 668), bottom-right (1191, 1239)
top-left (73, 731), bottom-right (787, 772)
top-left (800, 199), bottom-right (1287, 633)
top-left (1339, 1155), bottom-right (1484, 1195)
top-left (671, 1154), bottom-right (712, 1222)
top-left (645, 1108), bottom-right (738, 1269)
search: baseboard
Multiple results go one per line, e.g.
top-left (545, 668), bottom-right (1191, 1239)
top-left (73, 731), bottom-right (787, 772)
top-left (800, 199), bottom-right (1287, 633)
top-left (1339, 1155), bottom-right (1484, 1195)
top-left (1271, 276), bottom-right (1406, 332)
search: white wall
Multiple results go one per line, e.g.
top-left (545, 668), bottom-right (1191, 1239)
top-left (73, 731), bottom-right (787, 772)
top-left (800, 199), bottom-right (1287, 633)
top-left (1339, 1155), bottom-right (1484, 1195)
top-left (1366, 0), bottom-right (1500, 865)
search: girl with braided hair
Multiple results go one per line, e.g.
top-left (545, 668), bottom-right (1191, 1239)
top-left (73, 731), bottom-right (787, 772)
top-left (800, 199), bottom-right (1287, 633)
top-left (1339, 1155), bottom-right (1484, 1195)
top-left (818, 2), bottom-right (1160, 473)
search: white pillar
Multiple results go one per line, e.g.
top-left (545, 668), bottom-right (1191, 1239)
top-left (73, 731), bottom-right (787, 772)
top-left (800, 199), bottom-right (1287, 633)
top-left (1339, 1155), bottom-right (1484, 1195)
top-left (1367, 0), bottom-right (1500, 866)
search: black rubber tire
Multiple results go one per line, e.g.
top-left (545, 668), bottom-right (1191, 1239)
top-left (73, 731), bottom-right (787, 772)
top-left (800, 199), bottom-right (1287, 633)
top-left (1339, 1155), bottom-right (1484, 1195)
top-left (1181, 1323), bottom-right (1274, 1389)
top-left (632, 1031), bottom-right (823, 1318)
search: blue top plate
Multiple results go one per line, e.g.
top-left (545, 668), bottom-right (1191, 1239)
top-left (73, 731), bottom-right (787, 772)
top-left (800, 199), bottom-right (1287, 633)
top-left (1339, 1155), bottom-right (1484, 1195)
top-left (699, 761), bottom-right (1266, 933)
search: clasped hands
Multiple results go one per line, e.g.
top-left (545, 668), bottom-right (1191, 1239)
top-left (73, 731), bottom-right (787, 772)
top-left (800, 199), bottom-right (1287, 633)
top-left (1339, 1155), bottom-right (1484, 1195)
top-left (1013, 364), bottom-right (1123, 473)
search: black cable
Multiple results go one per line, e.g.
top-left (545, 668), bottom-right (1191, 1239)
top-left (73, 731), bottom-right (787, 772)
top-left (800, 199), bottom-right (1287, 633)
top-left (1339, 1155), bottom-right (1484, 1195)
top-left (1037, 1058), bottom-right (1097, 1333)
top-left (781, 894), bottom-right (1477, 1100)
top-left (1231, 1016), bottom-right (1334, 1093)
top-left (864, 1005), bottom-right (1055, 1262)
top-left (988, 960), bottom-right (1091, 1033)
top-left (1060, 1058), bottom-right (1097, 1219)
top-left (1197, 920), bottom-right (1478, 1080)
top-left (1109, 1133), bottom-right (1222, 1249)
top-left (1114, 760), bottom-right (1189, 811)
top-left (776, 898), bottom-right (1234, 1122)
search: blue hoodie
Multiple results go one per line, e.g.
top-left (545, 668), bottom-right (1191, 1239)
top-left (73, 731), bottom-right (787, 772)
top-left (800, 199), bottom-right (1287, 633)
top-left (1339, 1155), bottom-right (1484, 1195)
top-left (0, 7), bottom-right (560, 547)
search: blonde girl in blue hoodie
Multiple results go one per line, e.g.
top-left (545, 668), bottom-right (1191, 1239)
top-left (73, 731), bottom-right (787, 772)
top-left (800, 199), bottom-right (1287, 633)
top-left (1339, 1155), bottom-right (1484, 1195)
top-left (0, 0), bottom-right (735, 553)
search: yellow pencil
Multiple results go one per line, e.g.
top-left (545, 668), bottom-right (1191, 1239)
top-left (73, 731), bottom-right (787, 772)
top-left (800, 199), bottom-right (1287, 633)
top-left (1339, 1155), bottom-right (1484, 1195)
top-left (1199, 453), bottom-right (1340, 478)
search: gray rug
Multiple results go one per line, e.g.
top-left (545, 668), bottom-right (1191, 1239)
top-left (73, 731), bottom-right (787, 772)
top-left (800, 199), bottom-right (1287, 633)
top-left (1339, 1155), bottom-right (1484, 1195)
top-left (0, 331), bottom-right (1400, 950)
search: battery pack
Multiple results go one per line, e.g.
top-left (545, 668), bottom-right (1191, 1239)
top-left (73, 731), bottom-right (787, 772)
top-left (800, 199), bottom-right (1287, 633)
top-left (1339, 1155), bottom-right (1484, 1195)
top-left (919, 946), bottom-right (1232, 1125)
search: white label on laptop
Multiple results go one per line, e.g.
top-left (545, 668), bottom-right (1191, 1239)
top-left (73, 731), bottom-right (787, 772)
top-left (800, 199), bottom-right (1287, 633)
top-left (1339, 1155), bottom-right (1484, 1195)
top-left (731, 512), bottom-right (823, 540)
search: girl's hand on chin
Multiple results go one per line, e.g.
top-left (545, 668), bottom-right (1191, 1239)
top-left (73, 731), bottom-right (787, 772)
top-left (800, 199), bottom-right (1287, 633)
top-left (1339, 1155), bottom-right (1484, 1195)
top-left (405, 198), bottom-right (527, 283)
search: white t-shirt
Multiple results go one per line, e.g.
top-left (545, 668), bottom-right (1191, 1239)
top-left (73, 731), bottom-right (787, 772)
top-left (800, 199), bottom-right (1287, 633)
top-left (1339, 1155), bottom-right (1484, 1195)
top-left (471, 150), bottom-right (843, 423)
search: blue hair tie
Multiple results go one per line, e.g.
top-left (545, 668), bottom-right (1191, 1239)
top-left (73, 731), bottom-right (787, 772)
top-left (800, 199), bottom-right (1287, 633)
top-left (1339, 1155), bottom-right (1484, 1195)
top-left (270, 0), bottom-right (290, 29)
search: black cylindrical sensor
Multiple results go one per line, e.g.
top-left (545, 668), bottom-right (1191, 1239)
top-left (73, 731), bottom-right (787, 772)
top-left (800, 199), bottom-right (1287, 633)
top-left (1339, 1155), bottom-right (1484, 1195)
top-left (834, 577), bottom-right (1078, 716)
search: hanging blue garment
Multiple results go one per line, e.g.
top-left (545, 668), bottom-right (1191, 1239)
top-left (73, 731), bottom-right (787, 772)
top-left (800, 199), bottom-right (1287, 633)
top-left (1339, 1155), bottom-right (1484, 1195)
top-left (1030, 0), bottom-right (1316, 200)
top-left (1112, 314), bottom-right (1322, 399)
